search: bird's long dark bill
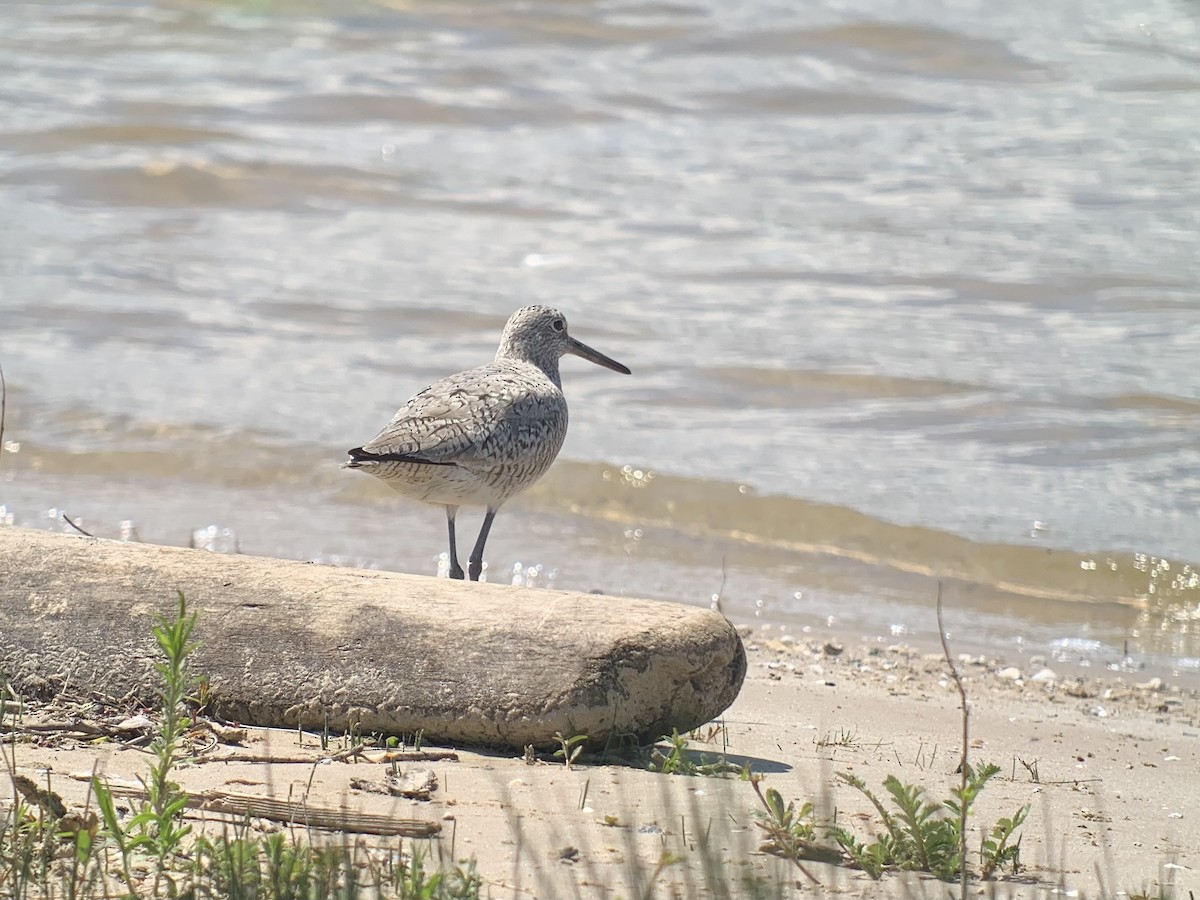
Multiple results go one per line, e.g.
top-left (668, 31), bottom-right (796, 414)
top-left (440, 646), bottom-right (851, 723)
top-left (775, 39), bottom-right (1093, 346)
top-left (567, 336), bottom-right (631, 375)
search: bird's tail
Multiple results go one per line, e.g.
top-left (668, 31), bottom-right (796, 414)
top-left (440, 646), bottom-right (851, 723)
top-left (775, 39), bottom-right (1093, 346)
top-left (343, 446), bottom-right (375, 469)
top-left (343, 446), bottom-right (454, 468)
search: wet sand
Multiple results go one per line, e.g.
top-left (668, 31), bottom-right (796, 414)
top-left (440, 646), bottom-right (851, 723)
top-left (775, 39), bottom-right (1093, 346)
top-left (4, 626), bottom-right (1197, 897)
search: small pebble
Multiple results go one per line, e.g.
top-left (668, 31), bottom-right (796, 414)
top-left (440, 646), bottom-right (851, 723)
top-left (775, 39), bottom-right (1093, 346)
top-left (115, 715), bottom-right (154, 731)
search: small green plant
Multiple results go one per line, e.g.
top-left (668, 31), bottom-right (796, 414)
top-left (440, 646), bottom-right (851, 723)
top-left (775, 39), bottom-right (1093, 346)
top-left (980, 803), bottom-right (1029, 879)
top-left (647, 729), bottom-right (741, 777)
top-left (552, 732), bottom-right (587, 770)
top-left (193, 832), bottom-right (269, 899)
top-left (829, 764), bottom-right (1028, 882)
top-left (138, 591), bottom-right (199, 860)
top-left (0, 790), bottom-right (53, 899)
top-left (392, 844), bottom-right (482, 900)
top-left (832, 828), bottom-right (889, 879)
top-left (92, 778), bottom-right (138, 889)
top-left (751, 779), bottom-right (839, 877)
top-left (186, 829), bottom-right (482, 900)
top-left (815, 727), bottom-right (858, 749)
top-left (755, 784), bottom-right (814, 844)
top-left (87, 591), bottom-right (199, 894)
top-left (648, 730), bottom-right (691, 774)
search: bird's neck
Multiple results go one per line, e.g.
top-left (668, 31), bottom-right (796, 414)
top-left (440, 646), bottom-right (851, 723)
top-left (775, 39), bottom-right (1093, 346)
top-left (495, 348), bottom-right (563, 390)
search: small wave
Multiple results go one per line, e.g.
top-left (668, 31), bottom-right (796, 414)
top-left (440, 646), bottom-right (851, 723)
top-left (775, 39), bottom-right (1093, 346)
top-left (0, 123), bottom-right (242, 155)
top-left (706, 367), bottom-right (979, 404)
top-left (668, 21), bottom-right (1053, 83)
top-left (4, 160), bottom-right (417, 211)
top-left (1049, 637), bottom-right (1106, 654)
top-left (599, 93), bottom-right (688, 116)
top-left (7, 156), bottom-right (576, 219)
top-left (642, 367), bottom-right (980, 413)
top-left (1092, 37), bottom-right (1200, 69)
top-left (1074, 393), bottom-right (1200, 415)
top-left (692, 86), bottom-right (946, 118)
top-left (502, 14), bottom-right (700, 49)
top-left (266, 91), bottom-right (616, 128)
top-left (248, 301), bottom-right (505, 338)
top-left (662, 270), bottom-right (1194, 315)
top-left (1099, 77), bottom-right (1200, 94)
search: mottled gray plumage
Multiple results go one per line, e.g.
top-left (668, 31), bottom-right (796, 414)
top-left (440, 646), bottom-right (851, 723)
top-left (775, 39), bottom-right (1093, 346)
top-left (345, 305), bottom-right (630, 581)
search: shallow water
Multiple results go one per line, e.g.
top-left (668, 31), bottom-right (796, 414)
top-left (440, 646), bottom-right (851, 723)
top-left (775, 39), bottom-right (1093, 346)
top-left (2, 0), bottom-right (1199, 677)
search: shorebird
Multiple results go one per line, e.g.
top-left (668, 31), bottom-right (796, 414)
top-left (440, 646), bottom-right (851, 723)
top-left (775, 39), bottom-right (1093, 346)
top-left (345, 306), bottom-right (630, 581)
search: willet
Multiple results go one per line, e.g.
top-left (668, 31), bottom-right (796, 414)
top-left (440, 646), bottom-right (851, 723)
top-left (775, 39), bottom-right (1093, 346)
top-left (345, 306), bottom-right (630, 581)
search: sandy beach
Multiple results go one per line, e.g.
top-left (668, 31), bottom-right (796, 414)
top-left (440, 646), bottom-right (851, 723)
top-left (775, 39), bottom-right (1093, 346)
top-left (4, 620), bottom-right (1196, 898)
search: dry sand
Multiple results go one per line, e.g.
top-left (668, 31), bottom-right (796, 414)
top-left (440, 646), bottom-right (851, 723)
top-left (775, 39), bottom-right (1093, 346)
top-left (4, 625), bottom-right (1198, 898)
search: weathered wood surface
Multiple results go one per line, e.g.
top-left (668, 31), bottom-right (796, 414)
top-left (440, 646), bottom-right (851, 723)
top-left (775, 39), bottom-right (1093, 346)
top-left (0, 528), bottom-right (745, 749)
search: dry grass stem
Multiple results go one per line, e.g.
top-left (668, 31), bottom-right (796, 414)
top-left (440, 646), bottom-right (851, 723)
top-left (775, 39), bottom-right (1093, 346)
top-left (936, 581), bottom-right (970, 900)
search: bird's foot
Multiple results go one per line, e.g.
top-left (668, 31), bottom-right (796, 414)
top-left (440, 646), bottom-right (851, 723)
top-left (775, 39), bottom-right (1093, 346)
top-left (449, 562), bottom-right (465, 580)
top-left (468, 558), bottom-right (483, 582)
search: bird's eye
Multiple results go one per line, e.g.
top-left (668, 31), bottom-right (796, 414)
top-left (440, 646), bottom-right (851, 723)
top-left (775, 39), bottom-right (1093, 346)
top-left (552, 319), bottom-right (565, 332)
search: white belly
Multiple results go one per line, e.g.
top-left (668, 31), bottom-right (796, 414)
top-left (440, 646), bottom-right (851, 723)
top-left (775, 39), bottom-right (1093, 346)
top-left (353, 456), bottom-right (554, 509)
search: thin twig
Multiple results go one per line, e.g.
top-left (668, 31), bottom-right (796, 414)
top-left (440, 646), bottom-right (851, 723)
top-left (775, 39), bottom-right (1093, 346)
top-left (61, 512), bottom-right (94, 537)
top-left (936, 581), bottom-right (969, 900)
top-left (0, 361), bottom-right (6, 467)
top-left (191, 753), bottom-right (319, 765)
top-left (191, 748), bottom-right (460, 766)
top-left (69, 774), bottom-right (441, 837)
top-left (0, 721), bottom-right (130, 737)
top-left (328, 743), bottom-right (367, 762)
top-left (329, 745), bottom-right (460, 763)
top-left (1037, 777), bottom-right (1103, 785)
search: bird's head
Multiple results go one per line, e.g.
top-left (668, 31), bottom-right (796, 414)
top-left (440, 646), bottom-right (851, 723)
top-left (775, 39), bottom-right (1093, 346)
top-left (495, 306), bottom-right (631, 378)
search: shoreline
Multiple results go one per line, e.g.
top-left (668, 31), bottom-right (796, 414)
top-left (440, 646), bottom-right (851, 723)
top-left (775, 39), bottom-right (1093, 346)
top-left (742, 625), bottom-right (1200, 726)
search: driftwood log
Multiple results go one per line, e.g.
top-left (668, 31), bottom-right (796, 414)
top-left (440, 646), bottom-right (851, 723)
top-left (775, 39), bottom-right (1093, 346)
top-left (0, 528), bottom-right (745, 749)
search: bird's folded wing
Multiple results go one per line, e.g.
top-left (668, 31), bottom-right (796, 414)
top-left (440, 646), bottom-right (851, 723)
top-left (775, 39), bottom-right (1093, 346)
top-left (359, 369), bottom-right (556, 467)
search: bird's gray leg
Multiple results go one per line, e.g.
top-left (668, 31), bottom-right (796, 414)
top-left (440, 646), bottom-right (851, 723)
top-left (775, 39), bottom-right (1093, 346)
top-left (445, 505), bottom-right (465, 580)
top-left (467, 507), bottom-right (497, 582)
